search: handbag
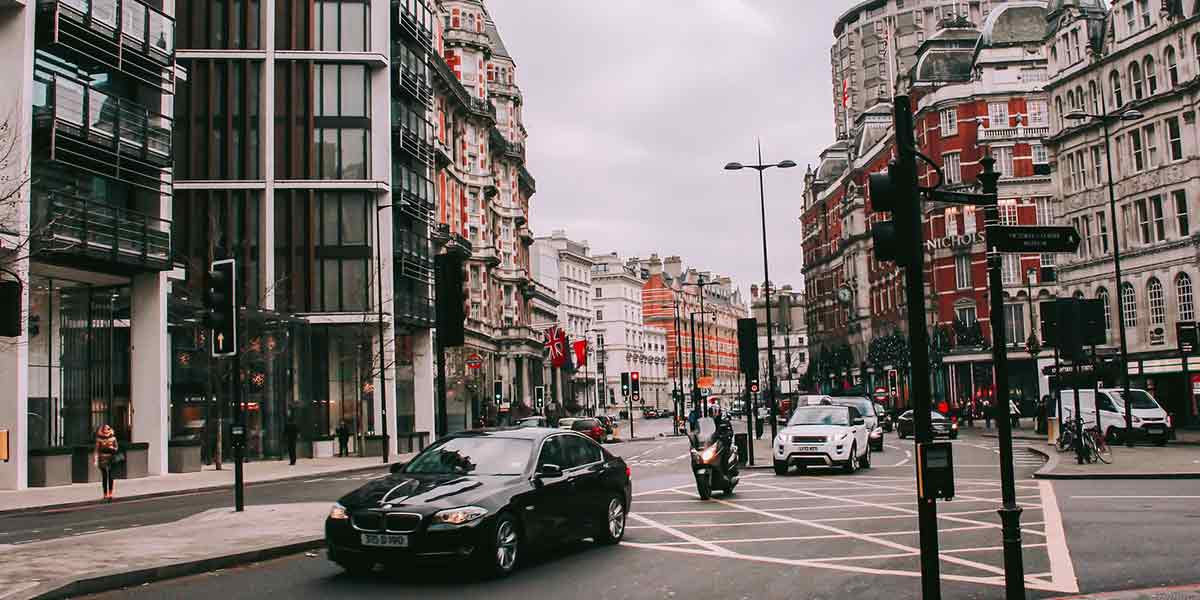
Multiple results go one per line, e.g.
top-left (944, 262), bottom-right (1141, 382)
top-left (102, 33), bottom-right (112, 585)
top-left (111, 449), bottom-right (126, 465)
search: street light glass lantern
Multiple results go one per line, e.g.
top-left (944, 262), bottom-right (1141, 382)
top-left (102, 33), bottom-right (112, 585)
top-left (1065, 109), bottom-right (1089, 121)
top-left (724, 162), bottom-right (745, 171)
top-left (777, 160), bottom-right (798, 169)
top-left (1120, 109), bottom-right (1144, 121)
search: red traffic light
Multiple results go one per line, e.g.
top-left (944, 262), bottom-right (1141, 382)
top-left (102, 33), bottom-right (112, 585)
top-left (631, 371), bottom-right (640, 381)
top-left (750, 382), bottom-right (759, 393)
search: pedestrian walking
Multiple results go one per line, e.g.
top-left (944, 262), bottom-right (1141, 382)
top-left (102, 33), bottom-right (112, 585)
top-left (1037, 395), bottom-right (1050, 434)
top-left (964, 397), bottom-right (975, 427)
top-left (1009, 399), bottom-right (1021, 429)
top-left (284, 417), bottom-right (299, 466)
top-left (983, 399), bottom-right (993, 429)
top-left (94, 424), bottom-right (119, 501)
top-left (336, 421), bottom-right (351, 457)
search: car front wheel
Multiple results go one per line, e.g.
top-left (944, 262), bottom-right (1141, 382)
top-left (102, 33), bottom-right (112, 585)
top-left (595, 495), bottom-right (626, 545)
top-left (774, 460), bottom-right (789, 476)
top-left (862, 446), bottom-right (872, 469)
top-left (843, 443), bottom-right (859, 474)
top-left (480, 513), bottom-right (521, 577)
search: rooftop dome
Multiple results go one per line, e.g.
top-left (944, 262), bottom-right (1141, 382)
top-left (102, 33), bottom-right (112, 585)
top-left (978, 1), bottom-right (1049, 47)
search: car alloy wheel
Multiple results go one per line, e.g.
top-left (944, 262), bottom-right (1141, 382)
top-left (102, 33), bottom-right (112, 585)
top-left (845, 443), bottom-right (858, 474)
top-left (604, 497), bottom-right (626, 542)
top-left (493, 516), bottom-right (519, 574)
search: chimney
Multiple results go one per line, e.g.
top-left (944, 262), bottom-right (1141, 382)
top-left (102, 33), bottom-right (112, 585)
top-left (648, 254), bottom-right (663, 276)
top-left (664, 256), bottom-right (683, 279)
top-left (750, 284), bottom-right (758, 299)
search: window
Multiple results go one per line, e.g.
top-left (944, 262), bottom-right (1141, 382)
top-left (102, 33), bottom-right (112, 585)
top-left (595, 287), bottom-right (602, 298)
top-left (1143, 124), bottom-right (1159, 167)
top-left (1003, 304), bottom-right (1026, 346)
top-left (940, 108), bottom-right (958, 136)
top-left (945, 207), bottom-right (958, 235)
top-left (1130, 129), bottom-right (1145, 171)
top-left (943, 152), bottom-right (961, 184)
top-left (1097, 287), bottom-right (1111, 331)
top-left (1149, 278), bottom-right (1166, 330)
top-left (314, 64), bottom-right (370, 179)
top-left (1150, 195), bottom-right (1167, 241)
top-left (1121, 282), bottom-right (1137, 328)
top-left (1002, 254), bottom-right (1020, 284)
top-left (1096, 211), bottom-right (1110, 254)
top-left (1167, 117), bottom-right (1183, 161)
top-left (1080, 215), bottom-right (1093, 256)
top-left (956, 305), bottom-right (977, 325)
top-left (316, 192), bottom-right (370, 312)
top-left (1178, 273), bottom-right (1195, 322)
top-left (315, 0), bottom-right (369, 52)
top-left (1089, 80), bottom-right (1101, 113)
top-left (1174, 190), bottom-right (1190, 237)
top-left (1032, 144), bottom-right (1049, 165)
top-left (1144, 56), bottom-right (1158, 95)
top-left (1130, 62), bottom-right (1144, 100)
top-left (988, 102), bottom-right (1009, 128)
top-left (1138, 0), bottom-right (1151, 28)
top-left (1091, 146), bottom-right (1104, 183)
top-left (964, 207), bottom-right (977, 234)
top-left (1165, 47), bottom-right (1179, 87)
top-left (1036, 197), bottom-right (1054, 225)
top-left (995, 147), bottom-right (1014, 177)
top-left (1124, 2), bottom-right (1136, 30)
top-left (999, 200), bottom-right (1018, 226)
top-left (1111, 71), bottom-right (1123, 107)
top-left (596, 310), bottom-right (603, 320)
top-left (1028, 100), bottom-right (1048, 127)
top-left (955, 254), bottom-right (971, 289)
top-left (1136, 199), bottom-right (1151, 243)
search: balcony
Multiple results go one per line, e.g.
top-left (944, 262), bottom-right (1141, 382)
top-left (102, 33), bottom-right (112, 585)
top-left (394, 1), bottom-right (434, 46)
top-left (37, 0), bottom-right (175, 93)
top-left (469, 98), bottom-right (496, 123)
top-left (470, 245), bottom-right (501, 267)
top-left (518, 166), bottom-right (536, 194)
top-left (487, 79), bottom-right (520, 99)
top-left (392, 64), bottom-right (432, 107)
top-left (33, 73), bottom-right (172, 192)
top-left (443, 26), bottom-right (491, 53)
top-left (504, 140), bottom-right (526, 163)
top-left (393, 294), bottom-right (433, 327)
top-left (978, 125), bottom-right (1051, 142)
top-left (33, 191), bottom-right (172, 273)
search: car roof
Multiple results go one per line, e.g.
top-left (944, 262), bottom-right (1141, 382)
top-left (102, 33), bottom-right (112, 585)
top-left (447, 427), bottom-right (554, 441)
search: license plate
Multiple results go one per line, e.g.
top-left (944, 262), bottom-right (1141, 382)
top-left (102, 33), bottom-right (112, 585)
top-left (361, 533), bottom-right (408, 548)
top-left (1147, 427), bottom-right (1164, 434)
top-left (796, 446), bottom-right (820, 452)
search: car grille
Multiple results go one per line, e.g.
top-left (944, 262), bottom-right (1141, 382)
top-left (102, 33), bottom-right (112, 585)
top-left (386, 513), bottom-right (422, 533)
top-left (791, 435), bottom-right (826, 444)
top-left (352, 512), bottom-right (384, 532)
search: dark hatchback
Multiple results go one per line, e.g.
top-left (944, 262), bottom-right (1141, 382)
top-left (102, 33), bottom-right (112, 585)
top-left (896, 410), bottom-right (959, 439)
top-left (325, 428), bottom-right (632, 577)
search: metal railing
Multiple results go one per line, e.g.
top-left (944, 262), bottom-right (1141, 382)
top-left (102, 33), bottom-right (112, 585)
top-left (979, 125), bottom-right (1050, 141)
top-left (36, 72), bottom-right (172, 168)
top-left (35, 191), bottom-right (172, 270)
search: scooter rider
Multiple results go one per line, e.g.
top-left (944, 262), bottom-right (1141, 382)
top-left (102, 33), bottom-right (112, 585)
top-left (710, 405), bottom-right (736, 471)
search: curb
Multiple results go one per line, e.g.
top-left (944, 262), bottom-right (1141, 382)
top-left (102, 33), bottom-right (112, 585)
top-left (1028, 445), bottom-right (1200, 480)
top-left (20, 538), bottom-right (323, 600)
top-left (0, 464), bottom-right (388, 517)
top-left (981, 432), bottom-right (1048, 442)
top-left (1049, 583), bottom-right (1200, 599)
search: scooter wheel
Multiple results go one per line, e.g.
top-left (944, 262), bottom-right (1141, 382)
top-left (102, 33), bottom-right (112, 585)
top-left (696, 476), bottom-right (712, 500)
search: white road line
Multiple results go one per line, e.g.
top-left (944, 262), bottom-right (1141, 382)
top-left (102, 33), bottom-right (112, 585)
top-left (626, 519), bottom-right (788, 530)
top-left (1040, 480), bottom-right (1080, 594)
top-left (627, 513), bottom-right (732, 555)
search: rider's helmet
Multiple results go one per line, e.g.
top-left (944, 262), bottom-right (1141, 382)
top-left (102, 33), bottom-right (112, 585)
top-left (711, 404), bottom-right (723, 419)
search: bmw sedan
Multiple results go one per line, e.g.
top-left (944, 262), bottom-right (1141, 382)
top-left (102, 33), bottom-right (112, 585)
top-left (325, 428), bottom-right (632, 577)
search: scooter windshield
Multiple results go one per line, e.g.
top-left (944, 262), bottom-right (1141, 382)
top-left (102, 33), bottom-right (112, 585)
top-left (693, 417), bottom-right (719, 446)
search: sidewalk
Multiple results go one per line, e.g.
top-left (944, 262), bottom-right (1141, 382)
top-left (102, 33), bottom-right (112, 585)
top-left (0, 502), bottom-right (329, 600)
top-left (0, 455), bottom-right (402, 515)
top-left (1029, 443), bottom-right (1200, 479)
top-left (1051, 584), bottom-right (1200, 599)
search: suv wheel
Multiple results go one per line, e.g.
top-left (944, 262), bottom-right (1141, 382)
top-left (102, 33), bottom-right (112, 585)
top-left (843, 443), bottom-right (859, 474)
top-left (862, 446), bottom-right (872, 469)
top-left (773, 460), bottom-right (788, 476)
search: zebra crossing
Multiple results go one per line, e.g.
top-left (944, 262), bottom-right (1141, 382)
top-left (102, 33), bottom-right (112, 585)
top-left (960, 438), bottom-right (1047, 467)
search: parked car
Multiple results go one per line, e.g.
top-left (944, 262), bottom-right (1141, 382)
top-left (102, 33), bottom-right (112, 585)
top-left (571, 417), bottom-right (606, 443)
top-left (595, 415), bottom-right (616, 442)
top-left (830, 396), bottom-right (885, 452)
top-left (896, 410), bottom-right (958, 439)
top-left (517, 416), bottom-right (547, 428)
top-left (773, 405), bottom-right (872, 475)
top-left (325, 429), bottom-right (632, 577)
top-left (557, 418), bottom-right (580, 430)
top-left (1060, 388), bottom-right (1173, 445)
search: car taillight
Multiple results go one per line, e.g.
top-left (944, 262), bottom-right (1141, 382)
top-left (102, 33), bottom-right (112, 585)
top-left (626, 465), bottom-right (631, 478)
top-left (1167, 414), bottom-right (1173, 428)
top-left (593, 426), bottom-right (603, 437)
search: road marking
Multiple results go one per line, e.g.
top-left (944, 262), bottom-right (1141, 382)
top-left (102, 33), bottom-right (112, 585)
top-left (1040, 480), bottom-right (1080, 594)
top-left (1068, 495), bottom-right (1200, 500)
top-left (627, 513), bottom-right (731, 555)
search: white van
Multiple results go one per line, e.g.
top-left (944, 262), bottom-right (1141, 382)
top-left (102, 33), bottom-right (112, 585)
top-left (1058, 388), bottom-right (1173, 445)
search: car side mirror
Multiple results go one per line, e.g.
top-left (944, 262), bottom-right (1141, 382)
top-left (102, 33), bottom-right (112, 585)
top-left (852, 417), bottom-right (865, 426)
top-left (537, 464), bottom-right (563, 479)
top-left (389, 461), bottom-right (408, 474)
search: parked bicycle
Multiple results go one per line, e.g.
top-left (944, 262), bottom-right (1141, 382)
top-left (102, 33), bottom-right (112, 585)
top-left (1056, 417), bottom-right (1112, 464)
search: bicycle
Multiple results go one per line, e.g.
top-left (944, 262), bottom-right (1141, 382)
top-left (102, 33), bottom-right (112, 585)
top-left (1083, 425), bottom-right (1112, 464)
top-left (1055, 418), bottom-right (1078, 453)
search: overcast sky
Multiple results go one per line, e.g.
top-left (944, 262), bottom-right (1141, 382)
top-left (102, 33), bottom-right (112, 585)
top-left (488, 1), bottom-right (847, 295)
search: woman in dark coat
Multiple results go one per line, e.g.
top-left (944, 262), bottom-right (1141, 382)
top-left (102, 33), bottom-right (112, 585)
top-left (94, 424), bottom-right (119, 500)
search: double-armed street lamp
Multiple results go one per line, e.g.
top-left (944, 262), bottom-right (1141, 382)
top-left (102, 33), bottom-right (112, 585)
top-left (725, 142), bottom-right (797, 440)
top-left (1065, 107), bottom-right (1144, 447)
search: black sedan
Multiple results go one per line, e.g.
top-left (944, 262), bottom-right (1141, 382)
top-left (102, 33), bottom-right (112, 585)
top-left (325, 428), bottom-right (632, 577)
top-left (895, 410), bottom-right (959, 439)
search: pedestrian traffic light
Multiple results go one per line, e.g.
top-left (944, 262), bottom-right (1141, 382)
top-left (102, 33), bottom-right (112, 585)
top-left (621, 372), bottom-right (630, 397)
top-left (206, 259), bottom-right (237, 357)
top-left (869, 160), bottom-right (914, 266)
top-left (630, 371), bottom-right (640, 400)
top-left (435, 253), bottom-right (467, 348)
top-left (0, 279), bottom-right (21, 338)
top-left (493, 380), bottom-right (503, 404)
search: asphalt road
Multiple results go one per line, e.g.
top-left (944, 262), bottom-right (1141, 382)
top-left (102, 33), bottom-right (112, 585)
top-left (81, 424), bottom-right (1111, 600)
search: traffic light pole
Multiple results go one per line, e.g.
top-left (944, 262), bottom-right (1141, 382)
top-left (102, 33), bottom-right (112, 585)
top-left (233, 353), bottom-right (244, 512)
top-left (979, 155), bottom-right (1027, 599)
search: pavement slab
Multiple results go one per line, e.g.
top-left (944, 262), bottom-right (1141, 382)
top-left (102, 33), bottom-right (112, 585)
top-left (1030, 444), bottom-right (1200, 479)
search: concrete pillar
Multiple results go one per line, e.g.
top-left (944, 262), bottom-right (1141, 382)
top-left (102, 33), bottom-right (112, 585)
top-left (522, 356), bottom-right (532, 408)
top-left (131, 273), bottom-right (169, 476)
top-left (412, 330), bottom-right (435, 436)
top-left (0, 3), bottom-right (36, 490)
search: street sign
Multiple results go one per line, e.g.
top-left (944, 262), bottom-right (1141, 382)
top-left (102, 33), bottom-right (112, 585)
top-left (930, 189), bottom-right (997, 206)
top-left (1177, 321), bottom-right (1197, 354)
top-left (466, 353), bottom-right (483, 369)
top-left (989, 226), bottom-right (1081, 253)
top-left (698, 376), bottom-right (715, 389)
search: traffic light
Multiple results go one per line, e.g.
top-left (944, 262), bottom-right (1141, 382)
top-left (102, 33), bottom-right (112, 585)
top-left (493, 380), bottom-right (503, 404)
top-left (534, 386), bottom-right (545, 411)
top-left (0, 279), bottom-right (21, 338)
top-left (621, 372), bottom-right (630, 397)
top-left (869, 160), bottom-right (914, 266)
top-left (630, 371), bottom-right (640, 401)
top-left (206, 259), bottom-right (237, 357)
top-left (750, 379), bottom-right (760, 395)
top-left (435, 253), bottom-right (467, 348)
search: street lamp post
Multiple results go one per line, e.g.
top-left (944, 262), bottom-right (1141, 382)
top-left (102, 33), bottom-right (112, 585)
top-left (1066, 107), bottom-right (1143, 446)
top-left (682, 276), bottom-right (719, 382)
top-left (725, 142), bottom-right (797, 442)
top-left (689, 310), bottom-right (714, 415)
top-left (1026, 268), bottom-right (1037, 349)
top-left (673, 296), bottom-right (686, 434)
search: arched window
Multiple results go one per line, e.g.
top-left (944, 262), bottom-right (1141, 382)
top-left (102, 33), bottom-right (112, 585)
top-left (1066, 89), bottom-right (1077, 110)
top-left (1089, 80), bottom-right (1101, 113)
top-left (1195, 35), bottom-right (1200, 72)
top-left (1165, 46), bottom-right (1179, 88)
top-left (1055, 96), bottom-right (1064, 127)
top-left (1148, 278), bottom-right (1165, 325)
top-left (1097, 288), bottom-right (1111, 331)
top-left (1144, 56), bottom-right (1158, 95)
top-left (1130, 62), bottom-right (1144, 100)
top-left (1178, 273), bottom-right (1194, 322)
top-left (1073, 290), bottom-right (1085, 300)
top-left (1110, 70), bottom-right (1124, 107)
top-left (1121, 282), bottom-right (1137, 328)
top-left (1075, 86), bottom-right (1085, 109)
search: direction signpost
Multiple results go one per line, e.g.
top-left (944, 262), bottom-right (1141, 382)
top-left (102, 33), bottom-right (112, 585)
top-left (988, 226), bottom-right (1082, 253)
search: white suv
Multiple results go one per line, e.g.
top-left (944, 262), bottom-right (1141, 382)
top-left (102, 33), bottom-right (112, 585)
top-left (773, 405), bottom-right (871, 475)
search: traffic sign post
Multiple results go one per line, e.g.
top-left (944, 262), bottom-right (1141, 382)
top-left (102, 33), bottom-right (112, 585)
top-left (930, 189), bottom-right (998, 206)
top-left (989, 226), bottom-right (1082, 254)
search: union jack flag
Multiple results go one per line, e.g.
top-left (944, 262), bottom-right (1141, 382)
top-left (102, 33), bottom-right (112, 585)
top-left (544, 326), bottom-right (567, 368)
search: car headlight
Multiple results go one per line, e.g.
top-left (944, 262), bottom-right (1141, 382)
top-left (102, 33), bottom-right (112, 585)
top-left (328, 502), bottom-right (349, 520)
top-left (701, 445), bottom-right (718, 462)
top-left (431, 506), bottom-right (488, 526)
top-left (870, 428), bottom-right (882, 437)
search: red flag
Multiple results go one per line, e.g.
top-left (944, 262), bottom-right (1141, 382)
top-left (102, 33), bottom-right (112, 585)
top-left (572, 340), bottom-right (588, 367)
top-left (545, 326), bottom-right (566, 369)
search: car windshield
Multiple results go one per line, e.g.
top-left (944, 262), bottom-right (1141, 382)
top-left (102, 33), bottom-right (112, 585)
top-left (788, 407), bottom-right (849, 426)
top-left (832, 398), bottom-right (874, 417)
top-left (518, 418), bottom-right (541, 428)
top-left (404, 437), bottom-right (532, 476)
top-left (1112, 390), bottom-right (1160, 410)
